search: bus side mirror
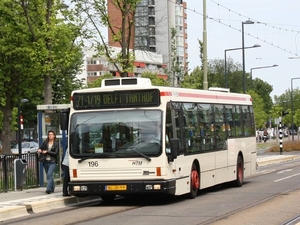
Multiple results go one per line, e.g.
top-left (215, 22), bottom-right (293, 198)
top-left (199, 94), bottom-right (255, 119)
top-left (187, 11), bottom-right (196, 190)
top-left (170, 138), bottom-right (179, 159)
top-left (60, 111), bottom-right (69, 130)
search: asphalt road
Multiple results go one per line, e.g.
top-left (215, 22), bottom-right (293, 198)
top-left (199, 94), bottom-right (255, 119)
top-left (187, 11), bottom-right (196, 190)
top-left (4, 157), bottom-right (300, 225)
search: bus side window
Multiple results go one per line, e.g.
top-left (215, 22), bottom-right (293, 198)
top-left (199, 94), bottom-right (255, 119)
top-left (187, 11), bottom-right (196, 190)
top-left (214, 104), bottom-right (226, 150)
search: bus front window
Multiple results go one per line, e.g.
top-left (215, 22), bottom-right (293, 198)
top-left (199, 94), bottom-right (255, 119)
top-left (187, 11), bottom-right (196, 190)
top-left (69, 110), bottom-right (162, 158)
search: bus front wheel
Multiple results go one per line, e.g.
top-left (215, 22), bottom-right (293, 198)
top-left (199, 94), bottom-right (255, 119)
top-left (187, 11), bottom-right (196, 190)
top-left (188, 163), bottom-right (199, 199)
top-left (234, 155), bottom-right (244, 187)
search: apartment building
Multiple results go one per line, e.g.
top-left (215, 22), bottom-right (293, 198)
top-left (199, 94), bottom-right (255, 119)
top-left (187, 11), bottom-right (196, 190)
top-left (107, 0), bottom-right (188, 84)
top-left (84, 47), bottom-right (168, 84)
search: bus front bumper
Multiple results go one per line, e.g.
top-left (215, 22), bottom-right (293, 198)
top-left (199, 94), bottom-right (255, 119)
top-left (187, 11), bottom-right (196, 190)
top-left (68, 179), bottom-right (176, 196)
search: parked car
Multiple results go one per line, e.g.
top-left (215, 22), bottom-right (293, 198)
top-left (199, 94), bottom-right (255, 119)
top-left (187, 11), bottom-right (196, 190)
top-left (11, 141), bottom-right (39, 154)
top-left (0, 140), bottom-right (18, 154)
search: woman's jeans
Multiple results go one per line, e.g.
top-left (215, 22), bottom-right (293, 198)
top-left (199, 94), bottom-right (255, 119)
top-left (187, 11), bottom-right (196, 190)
top-left (43, 161), bottom-right (56, 192)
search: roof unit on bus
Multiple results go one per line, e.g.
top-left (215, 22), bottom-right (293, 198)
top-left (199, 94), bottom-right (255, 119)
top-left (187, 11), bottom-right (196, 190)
top-left (101, 77), bottom-right (152, 87)
top-left (208, 87), bottom-right (230, 93)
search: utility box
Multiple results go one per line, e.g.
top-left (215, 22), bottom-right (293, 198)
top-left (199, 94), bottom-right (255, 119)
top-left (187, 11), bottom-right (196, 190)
top-left (14, 159), bottom-right (28, 191)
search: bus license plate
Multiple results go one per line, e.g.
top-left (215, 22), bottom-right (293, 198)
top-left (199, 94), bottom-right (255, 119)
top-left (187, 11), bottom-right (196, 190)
top-left (106, 185), bottom-right (127, 191)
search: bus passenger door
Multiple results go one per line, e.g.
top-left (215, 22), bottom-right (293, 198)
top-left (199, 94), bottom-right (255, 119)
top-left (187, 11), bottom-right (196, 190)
top-left (168, 102), bottom-right (186, 155)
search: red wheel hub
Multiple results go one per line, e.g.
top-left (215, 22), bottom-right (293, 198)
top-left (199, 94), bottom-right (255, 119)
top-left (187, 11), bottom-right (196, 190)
top-left (191, 170), bottom-right (199, 189)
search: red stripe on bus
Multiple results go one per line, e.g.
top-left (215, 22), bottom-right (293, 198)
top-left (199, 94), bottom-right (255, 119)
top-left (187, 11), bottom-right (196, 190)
top-left (160, 91), bottom-right (248, 101)
top-left (160, 92), bottom-right (173, 96)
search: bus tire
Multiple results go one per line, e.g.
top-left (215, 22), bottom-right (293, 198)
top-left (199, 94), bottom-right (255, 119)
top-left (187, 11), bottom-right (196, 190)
top-left (101, 194), bottom-right (116, 202)
top-left (188, 163), bottom-right (199, 199)
top-left (234, 155), bottom-right (244, 187)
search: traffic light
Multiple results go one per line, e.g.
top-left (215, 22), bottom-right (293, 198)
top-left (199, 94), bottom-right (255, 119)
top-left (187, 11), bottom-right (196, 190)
top-left (281, 111), bottom-right (289, 117)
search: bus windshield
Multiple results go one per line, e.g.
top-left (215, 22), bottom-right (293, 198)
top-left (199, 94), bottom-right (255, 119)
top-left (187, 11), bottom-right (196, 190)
top-left (69, 110), bottom-right (162, 158)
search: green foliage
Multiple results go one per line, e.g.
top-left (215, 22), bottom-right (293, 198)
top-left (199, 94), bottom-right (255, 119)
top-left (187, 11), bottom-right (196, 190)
top-left (248, 90), bottom-right (268, 128)
top-left (168, 28), bottom-right (183, 86)
top-left (273, 88), bottom-right (300, 128)
top-left (180, 66), bottom-right (203, 89)
top-left (141, 72), bottom-right (170, 86)
top-left (88, 73), bottom-right (114, 88)
top-left (198, 39), bottom-right (203, 70)
top-left (251, 78), bottom-right (273, 113)
top-left (0, 0), bottom-right (84, 154)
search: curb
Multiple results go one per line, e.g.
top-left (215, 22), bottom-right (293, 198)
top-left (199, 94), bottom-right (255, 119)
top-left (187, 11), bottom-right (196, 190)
top-left (257, 155), bottom-right (299, 167)
top-left (0, 206), bottom-right (29, 221)
top-left (0, 196), bottom-right (102, 221)
top-left (26, 196), bottom-right (102, 213)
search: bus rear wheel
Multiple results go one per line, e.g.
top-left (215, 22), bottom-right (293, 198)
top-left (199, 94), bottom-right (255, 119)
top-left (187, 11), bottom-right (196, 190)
top-left (234, 155), bottom-right (244, 187)
top-left (188, 163), bottom-right (199, 199)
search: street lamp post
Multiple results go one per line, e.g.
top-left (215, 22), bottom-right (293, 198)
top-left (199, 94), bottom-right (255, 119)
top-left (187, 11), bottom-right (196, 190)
top-left (242, 20), bottom-right (255, 93)
top-left (18, 99), bottom-right (29, 158)
top-left (224, 44), bottom-right (260, 88)
top-left (250, 64), bottom-right (278, 88)
top-left (291, 78), bottom-right (300, 141)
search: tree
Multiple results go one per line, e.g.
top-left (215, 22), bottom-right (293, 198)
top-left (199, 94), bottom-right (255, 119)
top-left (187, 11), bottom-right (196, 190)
top-left (141, 72), bottom-right (169, 86)
top-left (72, 0), bottom-right (140, 77)
top-left (273, 87), bottom-right (300, 128)
top-left (251, 78), bottom-right (273, 113)
top-left (169, 28), bottom-right (182, 87)
top-left (0, 0), bottom-right (83, 154)
top-left (248, 90), bottom-right (268, 128)
top-left (180, 66), bottom-right (203, 89)
top-left (88, 73), bottom-right (114, 88)
top-left (52, 46), bottom-right (85, 104)
top-left (198, 39), bottom-right (203, 70)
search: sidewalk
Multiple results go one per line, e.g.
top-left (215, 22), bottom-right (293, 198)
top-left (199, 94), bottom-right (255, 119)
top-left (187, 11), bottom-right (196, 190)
top-left (1, 152), bottom-right (300, 222)
top-left (0, 185), bottom-right (102, 221)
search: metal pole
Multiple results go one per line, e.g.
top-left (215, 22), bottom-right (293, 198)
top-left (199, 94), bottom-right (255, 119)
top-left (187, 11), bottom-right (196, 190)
top-left (18, 104), bottom-right (22, 158)
top-left (242, 22), bottom-right (246, 94)
top-left (224, 44), bottom-right (260, 89)
top-left (202, 0), bottom-right (208, 90)
top-left (250, 68), bottom-right (253, 89)
top-left (291, 79), bottom-right (294, 141)
top-left (38, 111), bottom-right (44, 187)
top-left (224, 50), bottom-right (227, 88)
top-left (250, 65), bottom-right (278, 88)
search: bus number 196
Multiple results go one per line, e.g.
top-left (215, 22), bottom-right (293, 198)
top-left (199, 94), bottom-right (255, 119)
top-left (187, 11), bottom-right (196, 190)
top-left (88, 161), bottom-right (99, 167)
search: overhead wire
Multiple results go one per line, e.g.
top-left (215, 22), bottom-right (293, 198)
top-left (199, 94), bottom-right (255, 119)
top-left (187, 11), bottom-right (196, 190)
top-left (167, 0), bottom-right (300, 56)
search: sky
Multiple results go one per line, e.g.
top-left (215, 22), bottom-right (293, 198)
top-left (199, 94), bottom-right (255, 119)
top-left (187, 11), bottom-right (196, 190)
top-left (184, 0), bottom-right (300, 98)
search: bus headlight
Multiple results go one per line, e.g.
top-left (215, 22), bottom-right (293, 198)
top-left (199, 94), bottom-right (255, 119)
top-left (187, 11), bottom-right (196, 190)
top-left (153, 184), bottom-right (161, 190)
top-left (73, 186), bottom-right (88, 191)
top-left (145, 184), bottom-right (161, 190)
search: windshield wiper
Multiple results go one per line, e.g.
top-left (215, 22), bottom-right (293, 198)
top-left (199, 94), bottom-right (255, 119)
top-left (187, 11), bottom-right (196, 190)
top-left (78, 153), bottom-right (122, 163)
top-left (78, 153), bottom-right (100, 163)
top-left (129, 148), bottom-right (151, 162)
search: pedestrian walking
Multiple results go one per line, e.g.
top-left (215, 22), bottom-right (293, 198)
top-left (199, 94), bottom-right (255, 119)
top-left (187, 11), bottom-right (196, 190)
top-left (37, 130), bottom-right (59, 194)
top-left (61, 147), bottom-right (71, 196)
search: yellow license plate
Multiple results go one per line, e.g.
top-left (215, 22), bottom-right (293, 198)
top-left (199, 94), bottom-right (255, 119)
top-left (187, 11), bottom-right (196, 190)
top-left (106, 185), bottom-right (127, 191)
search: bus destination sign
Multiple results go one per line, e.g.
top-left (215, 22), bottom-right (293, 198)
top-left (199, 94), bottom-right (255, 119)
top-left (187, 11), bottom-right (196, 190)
top-left (73, 89), bottom-right (160, 110)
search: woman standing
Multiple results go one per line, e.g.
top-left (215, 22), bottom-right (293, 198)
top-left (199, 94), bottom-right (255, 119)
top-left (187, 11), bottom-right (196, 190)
top-left (38, 130), bottom-right (59, 194)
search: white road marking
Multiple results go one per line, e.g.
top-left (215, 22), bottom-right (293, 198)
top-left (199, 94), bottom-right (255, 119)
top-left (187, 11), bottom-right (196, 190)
top-left (277, 169), bottom-right (293, 174)
top-left (274, 173), bottom-right (300, 182)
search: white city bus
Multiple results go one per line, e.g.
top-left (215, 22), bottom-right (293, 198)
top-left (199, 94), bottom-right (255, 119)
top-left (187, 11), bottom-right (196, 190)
top-left (60, 77), bottom-right (257, 201)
